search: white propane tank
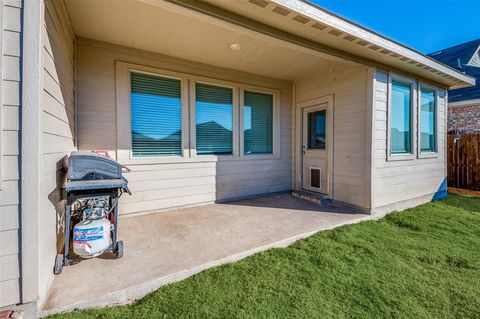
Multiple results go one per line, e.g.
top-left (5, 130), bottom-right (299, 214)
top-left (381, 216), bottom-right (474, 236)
top-left (73, 218), bottom-right (112, 258)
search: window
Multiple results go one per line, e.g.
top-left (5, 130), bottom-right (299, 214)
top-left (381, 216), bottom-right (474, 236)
top-left (390, 80), bottom-right (414, 156)
top-left (130, 72), bottom-right (182, 157)
top-left (307, 110), bottom-right (326, 150)
top-left (118, 62), bottom-right (280, 163)
top-left (419, 87), bottom-right (437, 153)
top-left (195, 83), bottom-right (233, 155)
top-left (244, 91), bottom-right (273, 154)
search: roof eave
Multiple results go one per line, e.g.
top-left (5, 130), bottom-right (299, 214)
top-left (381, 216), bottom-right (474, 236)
top-left (271, 0), bottom-right (475, 89)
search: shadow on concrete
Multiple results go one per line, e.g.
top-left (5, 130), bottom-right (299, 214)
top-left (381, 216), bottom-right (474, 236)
top-left (222, 193), bottom-right (366, 215)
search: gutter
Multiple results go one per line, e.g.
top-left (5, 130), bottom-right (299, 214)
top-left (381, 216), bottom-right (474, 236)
top-left (270, 0), bottom-right (475, 88)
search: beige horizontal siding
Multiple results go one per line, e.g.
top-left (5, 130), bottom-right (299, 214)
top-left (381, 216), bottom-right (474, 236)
top-left (0, 0), bottom-right (21, 307)
top-left (39, 0), bottom-right (75, 305)
top-left (295, 64), bottom-right (370, 209)
top-left (0, 279), bottom-right (20, 307)
top-left (76, 39), bottom-right (293, 215)
top-left (372, 69), bottom-right (447, 211)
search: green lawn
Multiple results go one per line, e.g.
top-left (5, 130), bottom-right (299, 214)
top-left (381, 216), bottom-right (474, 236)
top-left (50, 194), bottom-right (480, 319)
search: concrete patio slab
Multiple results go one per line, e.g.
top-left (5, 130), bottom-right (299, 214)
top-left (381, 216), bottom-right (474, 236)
top-left (40, 193), bottom-right (370, 317)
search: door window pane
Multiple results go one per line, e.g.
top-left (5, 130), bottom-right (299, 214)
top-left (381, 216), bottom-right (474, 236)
top-left (390, 81), bottom-right (412, 154)
top-left (196, 83), bottom-right (233, 155)
top-left (244, 91), bottom-right (273, 155)
top-left (420, 88), bottom-right (436, 153)
top-left (307, 110), bottom-right (326, 150)
top-left (131, 73), bottom-right (181, 157)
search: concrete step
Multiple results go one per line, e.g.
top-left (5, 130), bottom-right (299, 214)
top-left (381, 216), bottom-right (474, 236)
top-left (291, 190), bottom-right (332, 205)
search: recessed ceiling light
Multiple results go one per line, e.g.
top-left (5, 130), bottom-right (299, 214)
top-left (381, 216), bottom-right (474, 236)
top-left (230, 43), bottom-right (241, 51)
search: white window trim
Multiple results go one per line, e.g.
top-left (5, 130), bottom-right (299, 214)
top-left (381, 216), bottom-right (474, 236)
top-left (190, 79), bottom-right (239, 159)
top-left (386, 72), bottom-right (417, 161)
top-left (115, 61), bottom-right (281, 165)
top-left (239, 86), bottom-right (281, 159)
top-left (417, 82), bottom-right (439, 159)
top-left (116, 63), bottom-right (189, 165)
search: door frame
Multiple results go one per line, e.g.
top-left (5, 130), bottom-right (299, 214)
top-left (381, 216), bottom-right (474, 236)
top-left (294, 95), bottom-right (334, 198)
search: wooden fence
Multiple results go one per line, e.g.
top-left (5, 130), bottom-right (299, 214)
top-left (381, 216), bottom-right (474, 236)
top-left (447, 133), bottom-right (480, 191)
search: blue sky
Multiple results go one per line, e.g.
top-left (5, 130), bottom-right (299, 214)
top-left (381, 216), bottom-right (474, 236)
top-left (311, 0), bottom-right (480, 54)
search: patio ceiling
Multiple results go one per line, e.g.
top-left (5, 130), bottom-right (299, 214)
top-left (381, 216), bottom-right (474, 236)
top-left (63, 0), bottom-right (341, 81)
top-left (64, 0), bottom-right (474, 88)
top-left (197, 0), bottom-right (475, 89)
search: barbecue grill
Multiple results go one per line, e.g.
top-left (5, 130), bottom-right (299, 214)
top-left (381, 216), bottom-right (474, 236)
top-left (54, 151), bottom-right (131, 274)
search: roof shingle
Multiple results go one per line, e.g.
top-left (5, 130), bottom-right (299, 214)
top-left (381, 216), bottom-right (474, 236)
top-left (429, 39), bottom-right (480, 102)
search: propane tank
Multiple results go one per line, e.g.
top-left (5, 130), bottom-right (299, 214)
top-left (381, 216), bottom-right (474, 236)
top-left (73, 218), bottom-right (112, 258)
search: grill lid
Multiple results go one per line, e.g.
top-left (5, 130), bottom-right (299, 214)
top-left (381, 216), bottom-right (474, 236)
top-left (68, 151), bottom-right (122, 181)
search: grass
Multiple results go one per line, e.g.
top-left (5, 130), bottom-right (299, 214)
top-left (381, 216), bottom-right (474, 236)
top-left (50, 194), bottom-right (480, 319)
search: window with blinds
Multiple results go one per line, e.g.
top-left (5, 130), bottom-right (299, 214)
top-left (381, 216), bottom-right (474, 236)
top-left (419, 88), bottom-right (437, 153)
top-left (195, 83), bottom-right (233, 155)
top-left (244, 91), bottom-right (273, 154)
top-left (390, 80), bottom-right (413, 155)
top-left (130, 72), bottom-right (182, 157)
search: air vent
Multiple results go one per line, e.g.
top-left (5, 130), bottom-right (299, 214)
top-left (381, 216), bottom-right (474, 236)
top-left (408, 60), bottom-right (417, 65)
top-left (356, 40), bottom-right (369, 46)
top-left (390, 53), bottom-right (401, 58)
top-left (293, 15), bottom-right (310, 24)
top-left (311, 22), bottom-right (327, 30)
top-left (248, 0), bottom-right (269, 8)
top-left (380, 49), bottom-right (391, 55)
top-left (368, 45), bottom-right (381, 51)
top-left (399, 57), bottom-right (409, 62)
top-left (272, 6), bottom-right (290, 16)
top-left (328, 29), bottom-right (343, 36)
top-left (310, 168), bottom-right (321, 189)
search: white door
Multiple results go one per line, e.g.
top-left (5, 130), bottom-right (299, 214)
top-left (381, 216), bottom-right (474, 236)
top-left (302, 103), bottom-right (332, 195)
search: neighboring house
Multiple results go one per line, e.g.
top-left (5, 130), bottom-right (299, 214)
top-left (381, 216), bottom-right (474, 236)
top-left (429, 39), bottom-right (480, 132)
top-left (0, 0), bottom-right (474, 316)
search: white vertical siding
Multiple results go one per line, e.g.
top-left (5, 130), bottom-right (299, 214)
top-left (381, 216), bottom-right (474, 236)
top-left (0, 0), bottom-right (21, 308)
top-left (295, 64), bottom-right (370, 209)
top-left (76, 39), bottom-right (293, 215)
top-left (372, 69), bottom-right (447, 214)
top-left (39, 0), bottom-right (75, 304)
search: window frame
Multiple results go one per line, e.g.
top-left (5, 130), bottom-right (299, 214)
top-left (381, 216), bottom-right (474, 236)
top-left (116, 63), bottom-right (190, 165)
top-left (129, 70), bottom-right (187, 159)
top-left (239, 86), bottom-right (281, 159)
top-left (386, 73), bottom-right (417, 161)
top-left (190, 79), bottom-right (239, 159)
top-left (115, 61), bottom-right (281, 165)
top-left (417, 82), bottom-right (439, 159)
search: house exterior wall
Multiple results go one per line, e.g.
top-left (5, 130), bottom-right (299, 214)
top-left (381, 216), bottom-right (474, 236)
top-left (294, 64), bottom-right (371, 210)
top-left (448, 103), bottom-right (480, 132)
top-left (39, 0), bottom-right (75, 305)
top-left (372, 69), bottom-right (447, 215)
top-left (76, 39), bottom-right (293, 216)
top-left (0, 0), bottom-right (22, 308)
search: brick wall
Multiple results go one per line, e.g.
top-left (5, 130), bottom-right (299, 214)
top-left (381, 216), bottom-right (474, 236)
top-left (448, 104), bottom-right (480, 132)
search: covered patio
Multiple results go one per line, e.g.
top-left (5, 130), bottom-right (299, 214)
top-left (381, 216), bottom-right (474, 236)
top-left (30, 0), bottom-right (473, 316)
top-left (41, 194), bottom-right (368, 316)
